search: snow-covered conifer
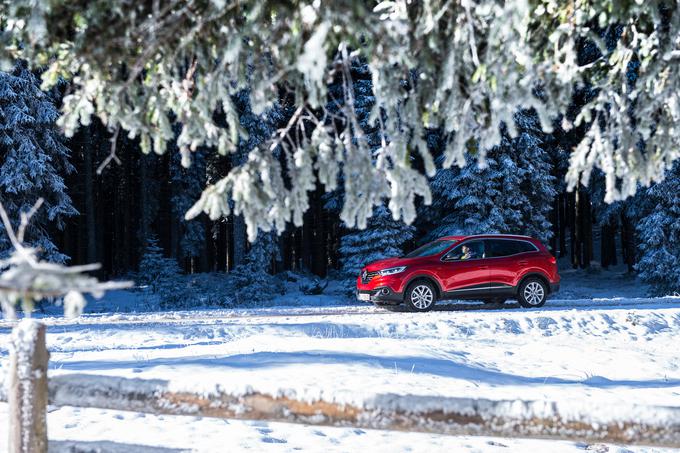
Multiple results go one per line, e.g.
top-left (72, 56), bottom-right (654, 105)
top-left (427, 153), bottom-right (506, 239)
top-left (138, 236), bottom-right (182, 298)
top-left (6, 2), bottom-right (680, 235)
top-left (228, 230), bottom-right (284, 303)
top-left (508, 111), bottom-right (556, 243)
top-left (340, 205), bottom-right (415, 276)
top-left (170, 147), bottom-right (206, 262)
top-left (636, 163), bottom-right (680, 296)
top-left (0, 61), bottom-right (77, 262)
top-left (328, 60), bottom-right (415, 276)
top-left (427, 111), bottom-right (555, 243)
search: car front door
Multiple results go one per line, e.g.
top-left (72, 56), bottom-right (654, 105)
top-left (439, 240), bottom-right (491, 296)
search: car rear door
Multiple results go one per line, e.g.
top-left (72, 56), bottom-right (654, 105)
top-left (485, 239), bottom-right (538, 289)
top-left (438, 240), bottom-right (491, 294)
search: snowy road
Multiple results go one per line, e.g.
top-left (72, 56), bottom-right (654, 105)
top-left (1, 294), bottom-right (678, 328)
top-left (1, 270), bottom-right (679, 452)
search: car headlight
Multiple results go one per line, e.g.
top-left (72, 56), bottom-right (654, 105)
top-left (378, 266), bottom-right (407, 276)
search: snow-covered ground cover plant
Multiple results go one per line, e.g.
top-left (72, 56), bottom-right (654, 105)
top-left (1, 266), bottom-right (679, 451)
top-left (87, 271), bottom-right (349, 315)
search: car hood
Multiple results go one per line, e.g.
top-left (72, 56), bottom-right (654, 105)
top-left (364, 257), bottom-right (418, 272)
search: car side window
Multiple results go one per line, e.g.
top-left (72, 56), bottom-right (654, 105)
top-left (486, 240), bottom-right (515, 258)
top-left (443, 240), bottom-right (485, 261)
top-left (515, 241), bottom-right (538, 253)
top-left (486, 239), bottom-right (537, 258)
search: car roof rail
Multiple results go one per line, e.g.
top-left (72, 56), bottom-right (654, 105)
top-left (467, 233), bottom-right (534, 239)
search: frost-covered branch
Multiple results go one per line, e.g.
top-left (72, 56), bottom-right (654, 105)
top-left (0, 200), bottom-right (132, 319)
top-left (2, 1), bottom-right (679, 238)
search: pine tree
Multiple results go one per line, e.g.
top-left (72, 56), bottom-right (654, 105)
top-left (510, 111), bottom-right (557, 243)
top-left (229, 89), bottom-right (287, 267)
top-left (138, 153), bottom-right (161, 259)
top-left (427, 153), bottom-right (506, 239)
top-left (635, 163), bottom-right (680, 296)
top-left (426, 110), bottom-right (555, 243)
top-left (339, 205), bottom-right (415, 276)
top-left (328, 59), bottom-right (415, 276)
top-left (138, 236), bottom-right (184, 306)
top-left (0, 61), bottom-right (77, 262)
top-left (218, 90), bottom-right (288, 301)
top-left (170, 146), bottom-right (206, 266)
top-left (228, 230), bottom-right (284, 303)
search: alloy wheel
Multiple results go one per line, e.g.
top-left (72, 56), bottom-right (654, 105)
top-left (523, 281), bottom-right (545, 306)
top-left (411, 285), bottom-right (434, 310)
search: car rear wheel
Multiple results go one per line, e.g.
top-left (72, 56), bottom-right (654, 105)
top-left (405, 281), bottom-right (436, 312)
top-left (518, 278), bottom-right (547, 308)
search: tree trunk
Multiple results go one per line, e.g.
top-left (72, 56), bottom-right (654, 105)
top-left (601, 223), bottom-right (611, 269)
top-left (138, 155), bottom-right (149, 248)
top-left (232, 215), bottom-right (247, 268)
top-left (582, 189), bottom-right (592, 268)
top-left (9, 320), bottom-right (49, 453)
top-left (122, 141), bottom-right (133, 271)
top-left (569, 191), bottom-right (578, 268)
top-left (230, 152), bottom-right (247, 269)
top-left (559, 194), bottom-right (567, 258)
top-left (309, 186), bottom-right (327, 276)
top-left (550, 196), bottom-right (559, 256)
top-left (301, 211), bottom-right (313, 273)
top-left (169, 208), bottom-right (180, 262)
top-left (621, 212), bottom-right (636, 273)
top-left (600, 221), bottom-right (618, 269)
top-left (83, 127), bottom-right (97, 265)
top-left (281, 230), bottom-right (292, 272)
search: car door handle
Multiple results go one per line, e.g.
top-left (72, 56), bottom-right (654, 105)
top-left (478, 265), bottom-right (489, 270)
top-left (518, 260), bottom-right (528, 265)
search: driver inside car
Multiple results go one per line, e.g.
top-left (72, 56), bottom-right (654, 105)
top-left (460, 244), bottom-right (476, 260)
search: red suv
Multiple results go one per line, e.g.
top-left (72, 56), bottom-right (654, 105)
top-left (356, 234), bottom-right (560, 312)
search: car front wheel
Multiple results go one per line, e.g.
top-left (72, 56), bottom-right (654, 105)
top-left (405, 281), bottom-right (436, 312)
top-left (518, 278), bottom-right (548, 308)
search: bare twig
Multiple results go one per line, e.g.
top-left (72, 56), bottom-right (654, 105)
top-left (0, 200), bottom-right (21, 251)
top-left (17, 199), bottom-right (44, 244)
top-left (96, 126), bottom-right (122, 175)
top-left (183, 57), bottom-right (198, 97)
top-left (269, 105), bottom-right (305, 153)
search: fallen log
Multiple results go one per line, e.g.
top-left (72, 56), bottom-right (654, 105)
top-left (2, 373), bottom-right (676, 447)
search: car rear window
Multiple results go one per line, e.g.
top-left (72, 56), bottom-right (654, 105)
top-left (486, 239), bottom-right (537, 257)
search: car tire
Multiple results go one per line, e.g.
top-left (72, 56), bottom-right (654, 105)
top-left (517, 278), bottom-right (548, 308)
top-left (482, 298), bottom-right (506, 305)
top-left (405, 281), bottom-right (437, 312)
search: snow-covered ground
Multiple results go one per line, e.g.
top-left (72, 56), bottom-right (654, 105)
top-left (1, 267), bottom-right (679, 452)
top-left (1, 403), bottom-right (659, 453)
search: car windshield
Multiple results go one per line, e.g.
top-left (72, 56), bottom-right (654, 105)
top-left (404, 239), bottom-right (456, 258)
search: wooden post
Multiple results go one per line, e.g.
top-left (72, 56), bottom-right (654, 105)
top-left (9, 319), bottom-right (49, 453)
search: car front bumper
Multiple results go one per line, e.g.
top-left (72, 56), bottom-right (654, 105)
top-left (357, 287), bottom-right (403, 304)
